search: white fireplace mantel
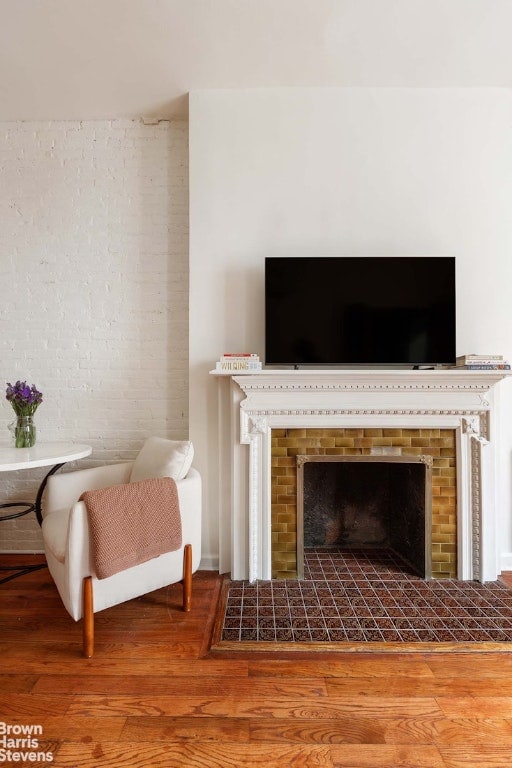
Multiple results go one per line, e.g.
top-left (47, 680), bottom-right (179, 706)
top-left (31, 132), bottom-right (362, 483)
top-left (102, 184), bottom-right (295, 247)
top-left (212, 368), bottom-right (510, 583)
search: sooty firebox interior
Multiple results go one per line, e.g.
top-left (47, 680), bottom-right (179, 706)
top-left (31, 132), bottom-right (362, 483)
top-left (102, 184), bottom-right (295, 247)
top-left (297, 455), bottom-right (432, 579)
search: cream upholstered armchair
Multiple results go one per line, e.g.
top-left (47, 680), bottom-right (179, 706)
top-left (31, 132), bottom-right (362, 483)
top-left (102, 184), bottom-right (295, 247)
top-left (41, 438), bottom-right (201, 657)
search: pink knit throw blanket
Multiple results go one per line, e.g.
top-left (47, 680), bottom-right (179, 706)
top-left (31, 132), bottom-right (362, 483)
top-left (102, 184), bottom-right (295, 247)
top-left (80, 477), bottom-right (182, 579)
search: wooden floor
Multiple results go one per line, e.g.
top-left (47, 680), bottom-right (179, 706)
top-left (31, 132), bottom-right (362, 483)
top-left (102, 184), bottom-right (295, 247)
top-left (2, 555), bottom-right (512, 767)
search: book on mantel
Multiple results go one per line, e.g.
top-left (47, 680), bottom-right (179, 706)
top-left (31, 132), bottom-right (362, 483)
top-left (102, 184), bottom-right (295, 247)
top-left (455, 354), bottom-right (510, 370)
top-left (215, 353), bottom-right (262, 372)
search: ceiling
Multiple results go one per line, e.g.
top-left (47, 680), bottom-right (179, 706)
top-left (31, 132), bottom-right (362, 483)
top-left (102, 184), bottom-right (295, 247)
top-left (1, 0), bottom-right (511, 121)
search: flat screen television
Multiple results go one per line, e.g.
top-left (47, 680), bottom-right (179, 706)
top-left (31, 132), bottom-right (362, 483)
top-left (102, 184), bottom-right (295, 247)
top-left (265, 256), bottom-right (456, 367)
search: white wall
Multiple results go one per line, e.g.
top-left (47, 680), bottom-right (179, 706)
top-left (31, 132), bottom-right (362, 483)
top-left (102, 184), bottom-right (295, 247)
top-left (0, 119), bottom-right (189, 552)
top-left (189, 88), bottom-right (512, 572)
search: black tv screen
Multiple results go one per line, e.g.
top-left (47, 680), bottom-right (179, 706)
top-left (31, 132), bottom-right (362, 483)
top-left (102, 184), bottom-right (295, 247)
top-left (265, 256), bottom-right (456, 367)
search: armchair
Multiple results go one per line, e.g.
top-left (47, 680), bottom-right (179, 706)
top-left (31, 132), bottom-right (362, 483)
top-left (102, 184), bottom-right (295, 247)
top-left (41, 438), bottom-right (201, 657)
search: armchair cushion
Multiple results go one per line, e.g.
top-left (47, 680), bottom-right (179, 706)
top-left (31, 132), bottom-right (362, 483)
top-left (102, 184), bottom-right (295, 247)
top-left (130, 437), bottom-right (194, 483)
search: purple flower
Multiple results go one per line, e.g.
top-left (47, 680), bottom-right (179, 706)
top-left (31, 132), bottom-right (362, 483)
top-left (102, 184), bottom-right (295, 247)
top-left (6, 380), bottom-right (43, 416)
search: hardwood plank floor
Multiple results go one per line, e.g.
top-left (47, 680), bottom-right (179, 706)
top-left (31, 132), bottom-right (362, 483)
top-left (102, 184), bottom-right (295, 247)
top-left (1, 554), bottom-right (512, 767)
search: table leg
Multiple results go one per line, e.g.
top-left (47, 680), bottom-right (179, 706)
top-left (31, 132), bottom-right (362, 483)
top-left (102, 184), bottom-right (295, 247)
top-left (0, 462), bottom-right (65, 583)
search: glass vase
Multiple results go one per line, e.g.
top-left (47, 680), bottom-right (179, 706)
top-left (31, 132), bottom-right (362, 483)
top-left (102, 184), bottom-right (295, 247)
top-left (14, 415), bottom-right (36, 448)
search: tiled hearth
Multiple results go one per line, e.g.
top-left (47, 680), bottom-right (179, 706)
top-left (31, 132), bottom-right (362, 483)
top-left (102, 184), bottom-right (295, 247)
top-left (219, 548), bottom-right (512, 644)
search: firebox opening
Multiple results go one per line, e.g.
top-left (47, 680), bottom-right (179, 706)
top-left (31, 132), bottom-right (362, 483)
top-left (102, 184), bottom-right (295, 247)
top-left (297, 455), bottom-right (432, 580)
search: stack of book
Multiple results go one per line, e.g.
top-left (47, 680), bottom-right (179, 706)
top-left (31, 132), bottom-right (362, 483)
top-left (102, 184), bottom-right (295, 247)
top-left (455, 354), bottom-right (510, 370)
top-left (215, 353), bottom-right (262, 373)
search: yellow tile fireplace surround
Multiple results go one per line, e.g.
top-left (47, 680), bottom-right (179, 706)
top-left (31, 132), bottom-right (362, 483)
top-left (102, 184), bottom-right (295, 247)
top-left (271, 427), bottom-right (456, 579)
top-left (212, 369), bottom-right (509, 584)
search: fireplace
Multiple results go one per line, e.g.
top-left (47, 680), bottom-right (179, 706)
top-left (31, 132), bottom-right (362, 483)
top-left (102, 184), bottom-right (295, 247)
top-left (272, 427), bottom-right (453, 579)
top-left (296, 454), bottom-right (432, 579)
top-left (212, 368), bottom-right (509, 583)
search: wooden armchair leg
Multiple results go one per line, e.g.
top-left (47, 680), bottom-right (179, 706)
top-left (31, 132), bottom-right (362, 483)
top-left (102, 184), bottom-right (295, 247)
top-left (183, 543), bottom-right (192, 612)
top-left (83, 576), bottom-right (94, 658)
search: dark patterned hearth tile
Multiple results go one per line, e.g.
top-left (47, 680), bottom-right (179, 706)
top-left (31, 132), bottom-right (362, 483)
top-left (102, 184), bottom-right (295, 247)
top-left (408, 617), bottom-right (434, 630)
top-left (340, 617), bottom-right (361, 630)
top-left (385, 605), bottom-right (406, 618)
top-left (393, 617), bottom-right (413, 630)
top-left (375, 595), bottom-right (396, 608)
top-left (349, 596), bottom-right (368, 608)
top-left (315, 585), bottom-right (334, 595)
top-left (441, 596), bottom-right (461, 608)
top-left (274, 619), bottom-right (292, 631)
top-left (258, 617), bottom-right (277, 630)
top-left (415, 629), bottom-right (443, 641)
top-left (453, 629), bottom-right (481, 641)
top-left (489, 617), bottom-right (512, 629)
top-left (273, 610), bottom-right (291, 624)
top-left (362, 629), bottom-right (384, 642)
top-left (358, 587), bottom-right (376, 598)
top-left (223, 617), bottom-right (241, 630)
top-left (300, 586), bottom-right (318, 597)
top-left (240, 617), bottom-right (258, 630)
top-left (468, 596), bottom-right (494, 608)
top-left (428, 618), bottom-right (452, 630)
top-left (462, 617), bottom-right (498, 630)
top-left (333, 599), bottom-right (354, 612)
top-left (373, 617), bottom-right (398, 631)
top-left (319, 595), bottom-right (337, 607)
top-left (465, 629), bottom-right (495, 641)
top-left (386, 589), bottom-right (408, 600)
top-left (291, 617), bottom-right (310, 630)
top-left (225, 601), bottom-right (243, 616)
top-left (359, 617), bottom-right (379, 630)
top-left (288, 596), bottom-right (306, 607)
top-left (454, 596), bottom-right (478, 608)
top-left (364, 602), bottom-right (388, 618)
top-left (240, 628), bottom-right (258, 641)
top-left (221, 548), bottom-right (512, 645)
top-left (308, 617), bottom-right (328, 630)
top-left (324, 617), bottom-right (344, 629)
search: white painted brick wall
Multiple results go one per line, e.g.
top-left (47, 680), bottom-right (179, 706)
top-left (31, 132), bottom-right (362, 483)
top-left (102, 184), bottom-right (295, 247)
top-left (0, 119), bottom-right (189, 551)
